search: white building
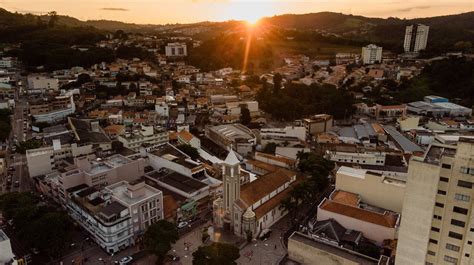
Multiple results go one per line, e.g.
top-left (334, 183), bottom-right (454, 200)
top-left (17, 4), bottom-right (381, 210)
top-left (404, 24), bottom-right (429, 53)
top-left (0, 230), bottom-right (17, 265)
top-left (67, 186), bottom-right (134, 254)
top-left (117, 125), bottom-right (168, 151)
top-left (165, 43), bottom-right (187, 57)
top-left (27, 75), bottom-right (59, 92)
top-left (260, 126), bottom-right (306, 146)
top-left (105, 180), bottom-right (164, 237)
top-left (361, 44), bottom-right (382, 65)
top-left (0, 57), bottom-right (16, 68)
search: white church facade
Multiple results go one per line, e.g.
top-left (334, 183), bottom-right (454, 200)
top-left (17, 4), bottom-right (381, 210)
top-left (213, 150), bottom-right (299, 239)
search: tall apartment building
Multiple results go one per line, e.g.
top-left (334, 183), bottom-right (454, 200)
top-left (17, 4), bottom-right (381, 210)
top-left (396, 136), bottom-right (474, 265)
top-left (404, 24), bottom-right (429, 53)
top-left (361, 44), bottom-right (383, 65)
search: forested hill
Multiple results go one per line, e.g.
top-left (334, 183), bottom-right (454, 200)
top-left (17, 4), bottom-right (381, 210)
top-left (261, 12), bottom-right (474, 52)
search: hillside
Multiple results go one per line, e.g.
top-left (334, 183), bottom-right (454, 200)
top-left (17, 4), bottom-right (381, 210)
top-left (262, 12), bottom-right (474, 52)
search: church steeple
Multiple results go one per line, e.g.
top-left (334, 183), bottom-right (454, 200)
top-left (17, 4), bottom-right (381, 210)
top-left (223, 149), bottom-right (241, 212)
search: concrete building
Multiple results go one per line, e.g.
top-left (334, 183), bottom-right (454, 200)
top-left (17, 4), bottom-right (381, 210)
top-left (0, 57), bottom-right (16, 68)
top-left (361, 44), bottom-right (382, 65)
top-left (30, 95), bottom-right (76, 123)
top-left (259, 126), bottom-right (306, 146)
top-left (205, 124), bottom-right (257, 156)
top-left (404, 24), bottom-right (429, 53)
top-left (165, 43), bottom-right (187, 57)
top-left (396, 136), bottom-right (474, 265)
top-left (117, 125), bottom-right (168, 151)
top-left (27, 75), bottom-right (59, 93)
top-left (317, 190), bottom-right (400, 245)
top-left (66, 186), bottom-right (134, 254)
top-left (335, 166), bottom-right (405, 212)
top-left (287, 232), bottom-right (389, 265)
top-left (105, 180), bottom-right (164, 237)
top-left (0, 230), bottom-right (17, 265)
top-left (302, 114), bottom-right (333, 137)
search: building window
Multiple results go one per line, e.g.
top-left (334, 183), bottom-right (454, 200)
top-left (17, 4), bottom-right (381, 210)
top-left (453, 206), bottom-right (469, 215)
top-left (435, 202), bottom-right (444, 208)
top-left (431, 227), bottom-right (440, 232)
top-left (466, 254), bottom-right (470, 257)
top-left (442, 164), bottom-right (452, 169)
top-left (434, 215), bottom-right (442, 220)
top-left (429, 238), bottom-right (438, 244)
top-left (468, 241), bottom-right (472, 245)
top-left (460, 167), bottom-right (470, 174)
top-left (454, 193), bottom-right (470, 202)
top-left (444, 255), bottom-right (458, 264)
top-left (446, 243), bottom-right (460, 252)
top-left (437, 190), bottom-right (447, 195)
top-left (458, 180), bottom-right (473, 189)
top-left (427, 250), bottom-right (436, 256)
top-left (451, 219), bottom-right (466, 227)
top-left (440, 177), bottom-right (449, 182)
top-left (448, 231), bottom-right (463, 240)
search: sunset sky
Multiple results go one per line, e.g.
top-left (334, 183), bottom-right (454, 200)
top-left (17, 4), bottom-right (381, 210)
top-left (0, 0), bottom-right (472, 24)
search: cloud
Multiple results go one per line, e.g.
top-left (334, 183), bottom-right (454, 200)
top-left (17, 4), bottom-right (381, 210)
top-left (396, 5), bottom-right (430, 12)
top-left (100, 7), bottom-right (129, 12)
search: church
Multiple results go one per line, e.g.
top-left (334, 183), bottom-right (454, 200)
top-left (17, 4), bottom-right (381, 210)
top-left (213, 150), bottom-right (300, 239)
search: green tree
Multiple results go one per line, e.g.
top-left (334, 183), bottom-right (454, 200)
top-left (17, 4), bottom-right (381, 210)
top-left (143, 220), bottom-right (179, 265)
top-left (177, 144), bottom-right (200, 160)
top-left (262, 142), bottom-right (278, 154)
top-left (240, 106), bottom-right (251, 126)
top-left (273, 73), bottom-right (282, 94)
top-left (47, 11), bottom-right (58, 28)
top-left (192, 242), bottom-right (240, 265)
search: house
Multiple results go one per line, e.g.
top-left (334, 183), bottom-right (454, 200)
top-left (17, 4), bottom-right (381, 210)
top-left (177, 130), bottom-right (201, 149)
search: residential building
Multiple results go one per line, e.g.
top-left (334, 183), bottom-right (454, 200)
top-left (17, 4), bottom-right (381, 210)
top-left (66, 186), bottom-right (134, 254)
top-left (105, 180), bottom-right (164, 237)
top-left (177, 130), bottom-right (201, 149)
top-left (165, 43), bottom-right (187, 57)
top-left (396, 136), bottom-right (474, 265)
top-left (259, 126), bottom-right (306, 146)
top-left (117, 125), bottom-right (168, 151)
top-left (361, 44), bottom-right (382, 65)
top-left (27, 75), bottom-right (59, 93)
top-left (335, 166), bottom-right (406, 212)
top-left (317, 190), bottom-right (400, 245)
top-left (404, 24), bottom-right (429, 53)
top-left (29, 95), bottom-right (76, 123)
top-left (0, 57), bottom-right (16, 68)
top-left (301, 114), bottom-right (333, 137)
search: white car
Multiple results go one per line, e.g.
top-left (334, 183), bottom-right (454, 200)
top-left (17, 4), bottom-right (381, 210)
top-left (119, 256), bottom-right (133, 265)
top-left (177, 221), bottom-right (188, 229)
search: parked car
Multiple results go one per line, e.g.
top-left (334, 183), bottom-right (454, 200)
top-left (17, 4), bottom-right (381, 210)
top-left (177, 221), bottom-right (188, 229)
top-left (259, 229), bottom-right (272, 240)
top-left (119, 256), bottom-right (133, 265)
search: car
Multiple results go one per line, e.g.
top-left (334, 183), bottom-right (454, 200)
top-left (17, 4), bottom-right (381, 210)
top-left (119, 256), bottom-right (133, 265)
top-left (177, 221), bottom-right (188, 229)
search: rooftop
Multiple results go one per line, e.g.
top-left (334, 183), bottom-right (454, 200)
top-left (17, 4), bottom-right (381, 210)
top-left (320, 198), bottom-right (399, 228)
top-left (240, 168), bottom-right (295, 206)
top-left (208, 123), bottom-right (255, 141)
top-left (146, 169), bottom-right (207, 194)
top-left (106, 180), bottom-right (161, 206)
